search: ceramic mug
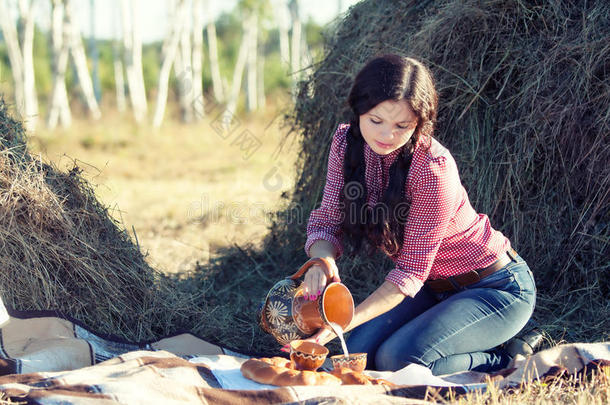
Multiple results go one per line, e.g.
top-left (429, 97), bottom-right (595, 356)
top-left (259, 257), bottom-right (354, 345)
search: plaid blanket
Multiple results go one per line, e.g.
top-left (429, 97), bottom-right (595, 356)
top-left (0, 305), bottom-right (608, 404)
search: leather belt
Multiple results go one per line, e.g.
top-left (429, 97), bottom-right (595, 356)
top-left (425, 249), bottom-right (518, 293)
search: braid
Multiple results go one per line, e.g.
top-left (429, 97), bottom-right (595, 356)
top-left (341, 119), bottom-right (369, 255)
top-left (340, 121), bottom-right (415, 258)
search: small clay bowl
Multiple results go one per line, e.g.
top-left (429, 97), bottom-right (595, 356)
top-left (289, 340), bottom-right (329, 371)
top-left (330, 353), bottom-right (367, 372)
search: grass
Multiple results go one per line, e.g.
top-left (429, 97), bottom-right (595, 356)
top-left (439, 367), bottom-right (610, 404)
top-left (29, 99), bottom-right (299, 274)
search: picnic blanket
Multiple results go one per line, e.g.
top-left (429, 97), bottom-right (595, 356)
top-left (0, 302), bottom-right (608, 404)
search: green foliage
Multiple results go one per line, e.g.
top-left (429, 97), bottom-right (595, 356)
top-left (32, 25), bottom-right (51, 95)
top-left (264, 51), bottom-right (291, 91)
top-left (95, 40), bottom-right (117, 95)
top-left (215, 11), bottom-right (243, 77)
top-left (0, 42), bottom-right (10, 88)
top-left (237, 0), bottom-right (273, 21)
top-left (0, 5), bottom-right (327, 112)
top-left (142, 42), bottom-right (161, 96)
top-left (303, 17), bottom-right (324, 51)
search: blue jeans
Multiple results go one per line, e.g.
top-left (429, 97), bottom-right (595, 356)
top-left (346, 253), bottom-right (536, 375)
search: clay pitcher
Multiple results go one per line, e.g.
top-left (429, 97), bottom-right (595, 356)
top-left (259, 258), bottom-right (354, 345)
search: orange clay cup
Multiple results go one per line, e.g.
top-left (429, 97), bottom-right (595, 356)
top-left (290, 340), bottom-right (329, 371)
top-left (330, 353), bottom-right (368, 372)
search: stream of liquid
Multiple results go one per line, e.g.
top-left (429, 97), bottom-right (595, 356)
top-left (328, 322), bottom-right (349, 358)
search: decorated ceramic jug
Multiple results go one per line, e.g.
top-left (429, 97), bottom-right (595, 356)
top-left (259, 257), bottom-right (354, 345)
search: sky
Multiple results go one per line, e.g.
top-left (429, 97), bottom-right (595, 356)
top-left (21, 0), bottom-right (363, 43)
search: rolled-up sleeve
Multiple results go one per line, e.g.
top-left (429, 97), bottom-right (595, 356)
top-left (385, 154), bottom-right (460, 296)
top-left (304, 125), bottom-right (348, 258)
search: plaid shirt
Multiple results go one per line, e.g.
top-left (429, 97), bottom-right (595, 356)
top-left (305, 123), bottom-right (511, 297)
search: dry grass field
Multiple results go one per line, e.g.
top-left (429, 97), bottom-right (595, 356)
top-left (443, 369), bottom-right (610, 404)
top-left (29, 101), bottom-right (300, 275)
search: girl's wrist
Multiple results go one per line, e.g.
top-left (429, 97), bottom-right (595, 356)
top-left (308, 240), bottom-right (337, 260)
top-left (311, 254), bottom-right (335, 262)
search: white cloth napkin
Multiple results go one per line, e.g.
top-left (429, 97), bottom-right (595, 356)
top-left (190, 354), bottom-right (278, 390)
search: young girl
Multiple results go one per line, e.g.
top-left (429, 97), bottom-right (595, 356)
top-left (298, 54), bottom-right (536, 375)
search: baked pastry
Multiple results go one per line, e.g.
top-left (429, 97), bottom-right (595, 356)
top-left (240, 357), bottom-right (342, 386)
top-left (240, 357), bottom-right (395, 387)
top-left (330, 366), bottom-right (395, 386)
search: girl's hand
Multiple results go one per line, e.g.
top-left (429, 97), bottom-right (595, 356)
top-left (302, 258), bottom-right (340, 301)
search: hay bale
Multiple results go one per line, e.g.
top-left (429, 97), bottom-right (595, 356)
top-left (278, 0), bottom-right (609, 340)
top-left (0, 100), bottom-right (199, 341)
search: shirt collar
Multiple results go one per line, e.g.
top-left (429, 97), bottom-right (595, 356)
top-left (364, 142), bottom-right (404, 168)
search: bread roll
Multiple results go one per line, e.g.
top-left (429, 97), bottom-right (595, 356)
top-left (240, 357), bottom-right (395, 387)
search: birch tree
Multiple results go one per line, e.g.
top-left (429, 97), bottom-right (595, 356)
top-left (88, 0), bottom-right (101, 102)
top-left (246, 12), bottom-right (258, 112)
top-left (300, 28), bottom-right (313, 78)
top-left (18, 0), bottom-right (38, 130)
top-left (175, 1), bottom-right (193, 123)
top-left (192, 0), bottom-right (204, 119)
top-left (152, 0), bottom-right (187, 128)
top-left (223, 17), bottom-right (250, 129)
top-left (47, 0), bottom-right (101, 127)
top-left (113, 7), bottom-right (126, 112)
top-left (242, 0), bottom-right (271, 112)
top-left (288, 0), bottom-right (301, 83)
top-left (277, 1), bottom-right (290, 69)
top-left (47, 0), bottom-right (71, 128)
top-left (65, 0), bottom-right (101, 120)
top-left (204, 0), bottom-right (223, 102)
top-left (0, 0), bottom-right (25, 120)
top-left (257, 41), bottom-right (265, 109)
top-left (121, 0), bottom-right (147, 123)
top-left (0, 0), bottom-right (38, 131)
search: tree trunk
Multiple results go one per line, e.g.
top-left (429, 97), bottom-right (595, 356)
top-left (289, 0), bottom-right (301, 84)
top-left (18, 0), bottom-right (38, 131)
top-left (130, 0), bottom-right (147, 117)
top-left (113, 47), bottom-right (127, 112)
top-left (177, 4), bottom-right (193, 123)
top-left (65, 0), bottom-right (101, 120)
top-left (152, 0), bottom-right (186, 128)
top-left (278, 1), bottom-right (290, 69)
top-left (223, 18), bottom-right (249, 130)
top-left (89, 0), bottom-right (101, 102)
top-left (204, 0), bottom-right (223, 103)
top-left (48, 0), bottom-right (72, 129)
top-left (246, 12), bottom-right (258, 112)
top-left (112, 5), bottom-right (126, 112)
top-left (191, 0), bottom-right (204, 119)
top-left (300, 29), bottom-right (312, 76)
top-left (257, 42), bottom-right (265, 109)
top-left (0, 0), bottom-right (25, 117)
top-left (121, 0), bottom-right (147, 123)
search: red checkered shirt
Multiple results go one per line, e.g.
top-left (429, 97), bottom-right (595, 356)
top-left (305, 123), bottom-right (511, 297)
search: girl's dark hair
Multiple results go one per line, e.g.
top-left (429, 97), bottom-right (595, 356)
top-left (341, 54), bottom-right (438, 258)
